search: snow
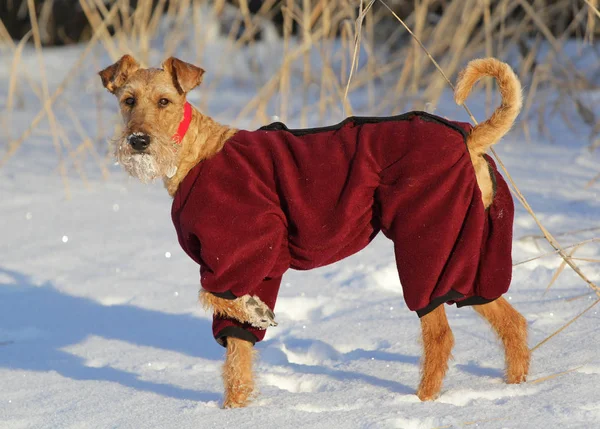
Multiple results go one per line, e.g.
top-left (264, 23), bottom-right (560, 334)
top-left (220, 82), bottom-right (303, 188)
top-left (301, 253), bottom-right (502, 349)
top-left (1, 32), bottom-right (600, 429)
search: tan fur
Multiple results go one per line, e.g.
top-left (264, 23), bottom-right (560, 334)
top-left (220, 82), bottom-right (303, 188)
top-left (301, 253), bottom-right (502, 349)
top-left (222, 337), bottom-right (256, 408)
top-left (100, 56), bottom-right (529, 408)
top-left (416, 305), bottom-right (454, 401)
top-left (199, 290), bottom-right (254, 325)
top-left (165, 110), bottom-right (237, 196)
top-left (200, 290), bottom-right (260, 408)
top-left (473, 297), bottom-right (530, 383)
top-left (455, 58), bottom-right (523, 208)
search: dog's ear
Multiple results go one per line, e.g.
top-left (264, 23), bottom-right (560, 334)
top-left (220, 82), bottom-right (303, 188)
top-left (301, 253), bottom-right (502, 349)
top-left (161, 57), bottom-right (205, 94)
top-left (98, 54), bottom-right (139, 93)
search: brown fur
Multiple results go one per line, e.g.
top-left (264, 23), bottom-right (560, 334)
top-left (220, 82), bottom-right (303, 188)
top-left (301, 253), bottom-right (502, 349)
top-left (416, 305), bottom-right (454, 401)
top-left (99, 56), bottom-right (529, 408)
top-left (199, 290), bottom-right (256, 325)
top-left (222, 337), bottom-right (256, 408)
top-left (456, 58), bottom-right (523, 208)
top-left (473, 297), bottom-right (530, 383)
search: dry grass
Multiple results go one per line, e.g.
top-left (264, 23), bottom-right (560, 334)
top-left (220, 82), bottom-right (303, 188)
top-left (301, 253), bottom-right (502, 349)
top-left (0, 0), bottom-right (599, 354)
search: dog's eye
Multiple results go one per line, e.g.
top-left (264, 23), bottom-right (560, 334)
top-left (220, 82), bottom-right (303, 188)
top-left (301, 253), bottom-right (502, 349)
top-left (124, 97), bottom-right (135, 106)
top-left (158, 98), bottom-right (170, 107)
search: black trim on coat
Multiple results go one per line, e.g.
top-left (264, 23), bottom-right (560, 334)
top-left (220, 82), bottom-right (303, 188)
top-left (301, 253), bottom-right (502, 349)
top-left (416, 290), bottom-right (501, 317)
top-left (259, 111), bottom-right (469, 140)
top-left (455, 296), bottom-right (499, 308)
top-left (215, 326), bottom-right (258, 347)
top-left (416, 289), bottom-right (464, 318)
top-left (211, 290), bottom-right (237, 300)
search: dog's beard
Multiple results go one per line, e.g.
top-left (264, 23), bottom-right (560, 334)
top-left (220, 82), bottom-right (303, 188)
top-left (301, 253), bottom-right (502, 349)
top-left (114, 135), bottom-right (178, 183)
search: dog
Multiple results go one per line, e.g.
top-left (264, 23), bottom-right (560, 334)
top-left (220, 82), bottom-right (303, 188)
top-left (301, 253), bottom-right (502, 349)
top-left (99, 55), bottom-right (530, 408)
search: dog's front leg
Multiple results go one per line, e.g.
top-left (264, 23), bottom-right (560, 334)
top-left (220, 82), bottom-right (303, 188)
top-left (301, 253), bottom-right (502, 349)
top-left (199, 290), bottom-right (275, 408)
top-left (222, 337), bottom-right (256, 408)
top-left (199, 290), bottom-right (277, 329)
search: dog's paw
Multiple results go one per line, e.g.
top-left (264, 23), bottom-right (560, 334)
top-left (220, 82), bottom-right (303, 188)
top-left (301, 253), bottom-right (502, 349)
top-left (238, 295), bottom-right (277, 329)
top-left (416, 389), bottom-right (438, 402)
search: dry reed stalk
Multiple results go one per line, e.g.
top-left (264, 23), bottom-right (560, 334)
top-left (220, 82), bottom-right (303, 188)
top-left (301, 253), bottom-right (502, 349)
top-left (27, 0), bottom-right (71, 198)
top-left (424, 0), bottom-right (483, 104)
top-left (529, 363), bottom-right (589, 384)
top-left (63, 103), bottom-right (110, 180)
top-left (521, 68), bottom-right (541, 143)
top-left (237, 0), bottom-right (262, 88)
top-left (197, 1), bottom-right (244, 112)
top-left (279, 0), bottom-right (294, 124)
top-left (191, 0), bottom-right (205, 66)
top-left (2, 22), bottom-right (44, 102)
top-left (299, 0), bottom-right (337, 125)
top-left (392, 48), bottom-right (415, 114)
top-left (0, 17), bottom-right (15, 50)
top-left (131, 0), bottom-right (152, 64)
top-left (350, 56), bottom-right (406, 92)
top-left (365, 4), bottom-right (375, 110)
top-left (425, 0), bottom-right (462, 60)
top-left (91, 0), bottom-right (126, 53)
top-left (148, 0), bottom-right (168, 36)
top-left (301, 0), bottom-right (312, 127)
top-left (543, 244), bottom-right (584, 296)
top-left (80, 0), bottom-right (121, 61)
top-left (513, 238), bottom-right (600, 267)
top-left (235, 24), bottom-right (329, 123)
top-left (56, 123), bottom-right (90, 189)
top-left (410, 0), bottom-right (427, 95)
top-left (519, 226), bottom-right (600, 241)
top-left (238, 0), bottom-right (256, 43)
top-left (162, 0), bottom-right (191, 59)
top-left (118, 0), bottom-right (132, 36)
top-left (516, 0), bottom-right (588, 86)
top-left (340, 19), bottom-right (352, 99)
top-left (317, 1), bottom-right (333, 122)
top-left (584, 0), bottom-right (599, 42)
top-left (565, 292), bottom-right (595, 302)
top-left (0, 1), bottom-right (120, 169)
top-left (571, 257), bottom-right (600, 263)
top-left (343, 0), bottom-right (375, 116)
top-left (89, 53), bottom-right (105, 146)
top-left (197, 1), bottom-right (281, 114)
top-left (5, 31), bottom-right (32, 114)
top-left (482, 0), bottom-right (493, 118)
top-left (531, 298), bottom-right (600, 352)
top-left (586, 172), bottom-right (600, 188)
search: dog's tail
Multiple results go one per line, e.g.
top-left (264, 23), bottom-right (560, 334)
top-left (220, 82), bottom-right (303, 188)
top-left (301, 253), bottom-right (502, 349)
top-left (454, 58), bottom-right (522, 155)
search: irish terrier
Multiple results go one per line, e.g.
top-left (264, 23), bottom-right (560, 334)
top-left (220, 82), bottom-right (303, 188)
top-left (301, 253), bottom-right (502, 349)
top-left (99, 55), bottom-right (530, 408)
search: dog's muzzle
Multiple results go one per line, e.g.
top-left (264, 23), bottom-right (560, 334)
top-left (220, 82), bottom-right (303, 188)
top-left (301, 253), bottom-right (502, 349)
top-left (128, 133), bottom-right (150, 151)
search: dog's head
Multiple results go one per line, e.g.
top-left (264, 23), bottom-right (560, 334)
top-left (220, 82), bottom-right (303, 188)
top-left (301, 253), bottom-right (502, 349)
top-left (99, 55), bottom-right (204, 183)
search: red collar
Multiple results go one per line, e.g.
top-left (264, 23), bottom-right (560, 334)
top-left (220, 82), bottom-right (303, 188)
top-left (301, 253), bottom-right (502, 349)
top-left (173, 102), bottom-right (192, 144)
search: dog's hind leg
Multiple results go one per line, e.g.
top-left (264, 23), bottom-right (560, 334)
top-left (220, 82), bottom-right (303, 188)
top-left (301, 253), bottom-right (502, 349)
top-left (222, 337), bottom-right (256, 408)
top-left (416, 305), bottom-right (454, 401)
top-left (473, 297), bottom-right (530, 384)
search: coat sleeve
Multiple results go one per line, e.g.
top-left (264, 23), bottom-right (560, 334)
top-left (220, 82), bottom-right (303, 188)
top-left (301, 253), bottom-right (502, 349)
top-left (196, 207), bottom-right (289, 299)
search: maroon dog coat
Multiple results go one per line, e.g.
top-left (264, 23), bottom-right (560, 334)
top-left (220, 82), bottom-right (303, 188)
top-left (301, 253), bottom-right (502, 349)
top-left (171, 112), bottom-right (514, 346)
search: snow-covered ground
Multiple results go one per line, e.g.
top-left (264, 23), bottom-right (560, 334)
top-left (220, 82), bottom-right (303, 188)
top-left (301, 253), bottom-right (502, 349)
top-left (1, 33), bottom-right (600, 428)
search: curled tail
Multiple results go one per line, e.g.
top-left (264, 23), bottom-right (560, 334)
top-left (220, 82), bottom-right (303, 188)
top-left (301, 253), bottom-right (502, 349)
top-left (454, 58), bottom-right (522, 155)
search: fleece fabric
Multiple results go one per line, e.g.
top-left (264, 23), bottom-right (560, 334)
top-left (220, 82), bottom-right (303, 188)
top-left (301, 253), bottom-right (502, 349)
top-left (171, 112), bottom-right (514, 346)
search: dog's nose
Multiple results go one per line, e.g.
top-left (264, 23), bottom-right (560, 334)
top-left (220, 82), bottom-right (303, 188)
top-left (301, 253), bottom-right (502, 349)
top-left (129, 134), bottom-right (150, 151)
